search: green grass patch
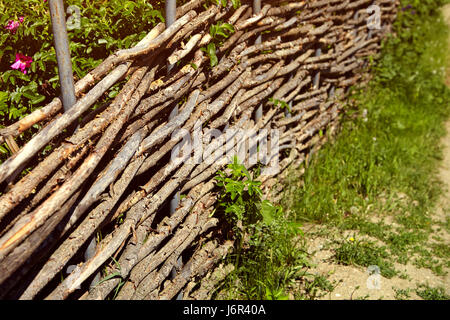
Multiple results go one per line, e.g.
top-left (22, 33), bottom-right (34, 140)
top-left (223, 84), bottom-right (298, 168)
top-left (393, 287), bottom-right (412, 300)
top-left (415, 283), bottom-right (449, 300)
top-left (334, 239), bottom-right (397, 278)
top-left (284, 0), bottom-right (450, 275)
top-left (219, 0), bottom-right (450, 300)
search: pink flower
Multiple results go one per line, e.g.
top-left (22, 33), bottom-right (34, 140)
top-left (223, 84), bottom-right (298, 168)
top-left (10, 53), bottom-right (33, 75)
top-left (19, 17), bottom-right (24, 23)
top-left (5, 20), bottom-right (20, 34)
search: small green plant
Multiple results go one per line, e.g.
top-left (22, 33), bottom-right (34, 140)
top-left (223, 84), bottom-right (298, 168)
top-left (393, 287), bottom-right (412, 300)
top-left (269, 97), bottom-right (291, 114)
top-left (300, 274), bottom-right (336, 300)
top-left (214, 157), bottom-right (307, 300)
top-left (334, 239), bottom-right (397, 278)
top-left (215, 156), bottom-right (265, 227)
top-left (415, 283), bottom-right (449, 300)
top-left (201, 21), bottom-right (235, 67)
top-left (211, 0), bottom-right (241, 9)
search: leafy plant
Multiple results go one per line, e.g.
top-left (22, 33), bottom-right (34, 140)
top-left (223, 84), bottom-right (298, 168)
top-left (334, 239), bottom-right (397, 278)
top-left (211, 0), bottom-right (241, 9)
top-left (0, 0), bottom-right (164, 161)
top-left (201, 21), bottom-right (235, 67)
top-left (415, 283), bottom-right (449, 300)
top-left (215, 156), bottom-right (267, 229)
top-left (269, 97), bottom-right (291, 114)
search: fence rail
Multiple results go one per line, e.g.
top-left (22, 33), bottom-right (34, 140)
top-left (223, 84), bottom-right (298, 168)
top-left (0, 0), bottom-right (398, 300)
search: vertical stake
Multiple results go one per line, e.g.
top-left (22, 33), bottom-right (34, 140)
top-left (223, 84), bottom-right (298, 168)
top-left (49, 0), bottom-right (76, 112)
top-left (253, 0), bottom-right (263, 122)
top-left (165, 0), bottom-right (183, 301)
top-left (313, 48), bottom-right (322, 90)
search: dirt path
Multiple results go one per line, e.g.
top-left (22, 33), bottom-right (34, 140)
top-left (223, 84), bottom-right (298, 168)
top-left (294, 5), bottom-right (450, 300)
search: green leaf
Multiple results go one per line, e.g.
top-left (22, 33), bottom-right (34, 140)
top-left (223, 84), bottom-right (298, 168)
top-left (231, 0), bottom-right (241, 9)
top-left (0, 91), bottom-right (8, 106)
top-left (207, 42), bottom-right (218, 67)
top-left (221, 23), bottom-right (235, 33)
top-left (94, 272), bottom-right (122, 286)
top-left (260, 200), bottom-right (277, 225)
top-left (30, 95), bottom-right (45, 105)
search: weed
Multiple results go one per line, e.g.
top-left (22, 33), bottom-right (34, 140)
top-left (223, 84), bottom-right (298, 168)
top-left (214, 157), bottom-right (308, 300)
top-left (299, 274), bottom-right (337, 300)
top-left (284, 0), bottom-right (450, 278)
top-left (334, 239), bottom-right (397, 278)
top-left (393, 287), bottom-right (412, 300)
top-left (415, 283), bottom-right (449, 300)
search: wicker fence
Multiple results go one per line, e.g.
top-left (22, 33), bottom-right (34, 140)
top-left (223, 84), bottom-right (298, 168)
top-left (0, 0), bottom-right (398, 299)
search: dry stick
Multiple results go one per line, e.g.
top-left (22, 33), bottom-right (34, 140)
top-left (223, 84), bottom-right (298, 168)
top-left (181, 118), bottom-right (252, 193)
top-left (0, 187), bottom-right (83, 298)
top-left (113, 73), bottom-right (242, 218)
top-left (182, 99), bottom-right (277, 193)
top-left (237, 77), bottom-right (285, 114)
top-left (19, 140), bottom-right (148, 300)
top-left (166, 5), bottom-right (219, 49)
top-left (17, 68), bottom-right (158, 299)
top-left (131, 208), bottom-right (215, 299)
top-left (238, 36), bottom-right (282, 57)
top-left (45, 158), bottom-right (197, 300)
top-left (116, 192), bottom-right (216, 300)
top-left (208, 88), bottom-right (246, 129)
top-left (0, 64), bottom-right (159, 224)
top-left (210, 43), bottom-right (247, 80)
top-left (108, 184), bottom-right (215, 300)
top-left (243, 60), bottom-right (285, 88)
top-left (62, 70), bottom-right (155, 233)
top-left (95, 11), bottom-right (197, 75)
top-left (0, 143), bottom-right (91, 238)
top-left (137, 90), bottom-right (200, 156)
top-left (266, 1), bottom-right (306, 15)
top-left (186, 264), bottom-right (235, 300)
top-left (81, 90), bottom-right (253, 300)
top-left (0, 65), bottom-right (137, 223)
top-left (0, 67), bottom-right (148, 262)
top-left (84, 186), bottom-right (206, 300)
top-left (235, 4), bottom-right (271, 31)
top-left (239, 80), bottom-right (273, 105)
top-left (181, 105), bottom-right (278, 195)
top-left (175, 0), bottom-right (205, 18)
top-left (147, 47), bottom-right (205, 95)
top-left (197, 63), bottom-right (249, 104)
top-left (140, 217), bottom-right (220, 300)
top-left (272, 70), bottom-right (309, 101)
top-left (0, 23), bottom-right (165, 145)
top-left (138, 72), bottom-right (195, 117)
top-left (0, 63), bottom-right (131, 186)
top-left (134, 68), bottom-right (250, 177)
top-left (120, 106), bottom-right (167, 144)
top-left (138, 49), bottom-right (204, 116)
top-left (158, 241), bottom-right (233, 300)
top-left (168, 33), bottom-right (203, 65)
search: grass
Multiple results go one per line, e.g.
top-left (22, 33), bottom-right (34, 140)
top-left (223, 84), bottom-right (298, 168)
top-left (415, 283), bottom-right (450, 300)
top-left (283, 0), bottom-right (450, 280)
top-left (334, 239), bottom-right (397, 278)
top-left (393, 287), bottom-right (412, 300)
top-left (217, 0), bottom-right (450, 300)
